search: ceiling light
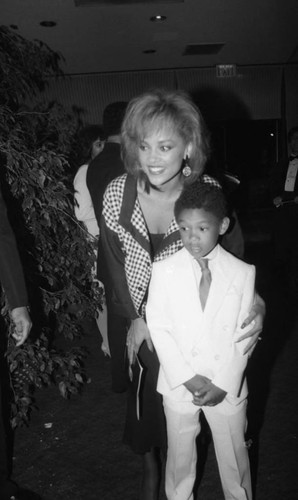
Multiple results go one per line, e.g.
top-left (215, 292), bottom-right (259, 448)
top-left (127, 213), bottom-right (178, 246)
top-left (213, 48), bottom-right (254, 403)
top-left (40, 21), bottom-right (57, 28)
top-left (150, 15), bottom-right (167, 23)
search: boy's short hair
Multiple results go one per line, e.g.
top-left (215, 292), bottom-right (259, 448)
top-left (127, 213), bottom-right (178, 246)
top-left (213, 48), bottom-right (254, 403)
top-left (174, 180), bottom-right (228, 221)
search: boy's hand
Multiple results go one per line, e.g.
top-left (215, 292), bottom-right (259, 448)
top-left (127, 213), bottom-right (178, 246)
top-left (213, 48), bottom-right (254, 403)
top-left (184, 374), bottom-right (211, 395)
top-left (192, 382), bottom-right (227, 407)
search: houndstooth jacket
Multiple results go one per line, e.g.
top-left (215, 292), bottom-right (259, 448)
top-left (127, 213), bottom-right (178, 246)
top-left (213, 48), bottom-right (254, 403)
top-left (99, 173), bottom-right (219, 320)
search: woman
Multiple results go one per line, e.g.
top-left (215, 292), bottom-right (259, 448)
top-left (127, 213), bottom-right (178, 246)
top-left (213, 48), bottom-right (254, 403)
top-left (73, 124), bottom-right (110, 355)
top-left (99, 89), bottom-right (265, 500)
top-left (73, 124), bottom-right (105, 237)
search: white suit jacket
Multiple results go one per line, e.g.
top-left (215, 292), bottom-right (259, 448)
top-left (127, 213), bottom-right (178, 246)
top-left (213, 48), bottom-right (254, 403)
top-left (146, 245), bottom-right (256, 408)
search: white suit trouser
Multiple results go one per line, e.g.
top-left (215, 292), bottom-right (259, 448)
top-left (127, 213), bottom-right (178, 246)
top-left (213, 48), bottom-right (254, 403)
top-left (163, 396), bottom-right (252, 500)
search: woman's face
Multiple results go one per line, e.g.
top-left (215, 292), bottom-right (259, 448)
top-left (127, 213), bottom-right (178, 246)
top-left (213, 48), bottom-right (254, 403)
top-left (91, 138), bottom-right (104, 159)
top-left (137, 124), bottom-right (191, 188)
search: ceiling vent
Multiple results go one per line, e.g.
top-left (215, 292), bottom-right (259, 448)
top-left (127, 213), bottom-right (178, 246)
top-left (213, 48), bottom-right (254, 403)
top-left (75, 0), bottom-right (184, 5)
top-left (183, 43), bottom-right (225, 56)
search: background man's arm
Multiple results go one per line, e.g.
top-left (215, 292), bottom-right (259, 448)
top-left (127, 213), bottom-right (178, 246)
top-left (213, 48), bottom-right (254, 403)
top-left (0, 187), bottom-right (31, 344)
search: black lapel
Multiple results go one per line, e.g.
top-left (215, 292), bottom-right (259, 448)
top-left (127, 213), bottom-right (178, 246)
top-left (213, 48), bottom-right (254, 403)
top-left (119, 174), bottom-right (151, 255)
top-left (158, 228), bottom-right (181, 254)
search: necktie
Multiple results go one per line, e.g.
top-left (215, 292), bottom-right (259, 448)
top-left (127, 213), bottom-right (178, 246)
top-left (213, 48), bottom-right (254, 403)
top-left (198, 259), bottom-right (212, 310)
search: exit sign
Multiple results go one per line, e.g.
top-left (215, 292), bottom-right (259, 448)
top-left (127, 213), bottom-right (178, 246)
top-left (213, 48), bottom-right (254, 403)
top-left (216, 64), bottom-right (237, 77)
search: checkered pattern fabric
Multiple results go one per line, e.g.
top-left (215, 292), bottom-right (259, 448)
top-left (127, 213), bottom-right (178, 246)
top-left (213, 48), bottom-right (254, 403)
top-left (102, 175), bottom-right (183, 315)
top-left (201, 174), bottom-right (222, 188)
top-left (101, 173), bottom-right (221, 316)
top-left (156, 217), bottom-right (183, 262)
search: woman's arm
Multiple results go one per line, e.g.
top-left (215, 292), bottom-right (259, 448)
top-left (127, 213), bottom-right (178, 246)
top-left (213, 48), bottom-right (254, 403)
top-left (99, 213), bottom-right (139, 320)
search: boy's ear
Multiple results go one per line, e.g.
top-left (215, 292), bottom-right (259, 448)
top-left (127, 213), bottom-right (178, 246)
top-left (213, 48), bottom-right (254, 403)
top-left (219, 217), bottom-right (230, 235)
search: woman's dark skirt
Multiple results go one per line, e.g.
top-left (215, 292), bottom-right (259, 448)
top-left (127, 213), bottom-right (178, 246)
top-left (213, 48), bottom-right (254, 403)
top-left (123, 342), bottom-right (167, 455)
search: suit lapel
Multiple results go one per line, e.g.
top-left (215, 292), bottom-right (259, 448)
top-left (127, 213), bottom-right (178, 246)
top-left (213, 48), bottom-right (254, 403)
top-left (169, 248), bottom-right (203, 335)
top-left (200, 246), bottom-right (237, 330)
top-left (166, 246), bottom-right (238, 338)
top-left (118, 174), bottom-right (151, 255)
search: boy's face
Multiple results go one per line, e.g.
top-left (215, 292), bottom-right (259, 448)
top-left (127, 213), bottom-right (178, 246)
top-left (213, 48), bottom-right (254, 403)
top-left (177, 208), bottom-right (229, 260)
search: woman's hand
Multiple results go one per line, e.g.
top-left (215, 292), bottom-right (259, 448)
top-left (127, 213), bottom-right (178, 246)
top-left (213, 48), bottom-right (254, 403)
top-left (126, 317), bottom-right (154, 365)
top-left (237, 294), bottom-right (266, 355)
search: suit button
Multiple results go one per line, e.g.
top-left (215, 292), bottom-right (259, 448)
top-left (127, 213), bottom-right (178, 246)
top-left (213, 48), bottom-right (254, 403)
top-left (214, 354), bottom-right (220, 361)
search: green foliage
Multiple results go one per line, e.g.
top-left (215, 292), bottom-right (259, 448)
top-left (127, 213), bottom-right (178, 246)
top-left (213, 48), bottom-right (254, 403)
top-left (0, 25), bottom-right (63, 105)
top-left (7, 332), bottom-right (88, 429)
top-left (0, 25), bottom-right (103, 426)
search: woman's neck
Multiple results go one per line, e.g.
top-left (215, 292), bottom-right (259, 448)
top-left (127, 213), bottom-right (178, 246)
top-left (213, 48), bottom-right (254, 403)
top-left (137, 173), bottom-right (184, 233)
top-left (138, 172), bottom-right (184, 201)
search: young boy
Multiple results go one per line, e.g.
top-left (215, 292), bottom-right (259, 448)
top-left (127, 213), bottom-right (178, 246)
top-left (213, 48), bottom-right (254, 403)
top-left (146, 180), bottom-right (256, 500)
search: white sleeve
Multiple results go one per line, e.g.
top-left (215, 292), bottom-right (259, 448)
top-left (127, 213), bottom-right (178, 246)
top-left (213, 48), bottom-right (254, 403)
top-left (73, 165), bottom-right (99, 235)
top-left (146, 263), bottom-right (196, 390)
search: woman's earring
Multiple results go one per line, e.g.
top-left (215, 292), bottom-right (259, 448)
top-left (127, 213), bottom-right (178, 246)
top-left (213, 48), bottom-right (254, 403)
top-left (182, 156), bottom-right (192, 177)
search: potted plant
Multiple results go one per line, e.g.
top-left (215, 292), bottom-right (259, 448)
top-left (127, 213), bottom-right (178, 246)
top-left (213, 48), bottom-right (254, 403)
top-left (0, 25), bottom-right (103, 427)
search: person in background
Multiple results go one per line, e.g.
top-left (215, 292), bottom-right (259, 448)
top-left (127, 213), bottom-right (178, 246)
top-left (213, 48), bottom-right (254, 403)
top-left (99, 88), bottom-right (265, 500)
top-left (87, 102), bottom-right (128, 225)
top-left (73, 124), bottom-right (110, 355)
top-left (86, 101), bottom-right (128, 392)
top-left (146, 180), bottom-right (256, 500)
top-left (0, 186), bottom-right (39, 500)
top-left (73, 124), bottom-right (105, 237)
top-left (270, 125), bottom-right (298, 304)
